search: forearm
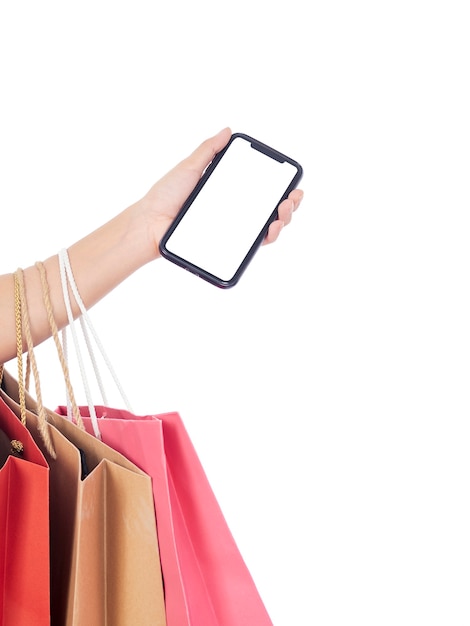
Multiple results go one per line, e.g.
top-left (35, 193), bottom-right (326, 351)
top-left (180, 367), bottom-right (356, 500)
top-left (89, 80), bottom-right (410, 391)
top-left (0, 128), bottom-right (298, 366)
top-left (0, 201), bottom-right (157, 364)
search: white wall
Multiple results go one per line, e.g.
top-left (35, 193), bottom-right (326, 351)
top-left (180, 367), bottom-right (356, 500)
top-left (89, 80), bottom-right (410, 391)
top-left (1, 1), bottom-right (469, 624)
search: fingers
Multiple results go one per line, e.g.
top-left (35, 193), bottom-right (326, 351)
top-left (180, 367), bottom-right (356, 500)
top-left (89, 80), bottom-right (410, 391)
top-left (265, 219), bottom-right (285, 244)
top-left (264, 188), bottom-right (304, 245)
top-left (184, 127), bottom-right (232, 175)
top-left (277, 203), bottom-right (292, 227)
top-left (277, 190), bottom-right (301, 226)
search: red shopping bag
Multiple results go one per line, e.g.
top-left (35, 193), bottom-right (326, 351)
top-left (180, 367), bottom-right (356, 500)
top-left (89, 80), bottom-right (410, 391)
top-left (56, 404), bottom-right (274, 626)
top-left (0, 392), bottom-right (50, 626)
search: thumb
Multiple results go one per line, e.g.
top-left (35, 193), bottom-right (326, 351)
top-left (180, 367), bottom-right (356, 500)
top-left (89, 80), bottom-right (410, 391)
top-left (184, 127), bottom-right (232, 174)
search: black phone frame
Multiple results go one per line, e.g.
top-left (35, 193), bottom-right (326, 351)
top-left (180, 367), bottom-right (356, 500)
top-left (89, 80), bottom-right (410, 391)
top-left (159, 132), bottom-right (303, 289)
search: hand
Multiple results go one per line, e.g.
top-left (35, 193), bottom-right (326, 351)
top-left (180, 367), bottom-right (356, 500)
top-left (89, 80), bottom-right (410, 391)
top-left (263, 187), bottom-right (304, 245)
top-left (137, 127), bottom-right (304, 257)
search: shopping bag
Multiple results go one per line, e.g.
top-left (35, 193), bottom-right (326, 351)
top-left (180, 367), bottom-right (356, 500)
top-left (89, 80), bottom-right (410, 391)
top-left (58, 405), bottom-right (274, 626)
top-left (54, 248), bottom-right (273, 625)
top-left (0, 381), bottom-right (50, 626)
top-left (5, 268), bottom-right (167, 626)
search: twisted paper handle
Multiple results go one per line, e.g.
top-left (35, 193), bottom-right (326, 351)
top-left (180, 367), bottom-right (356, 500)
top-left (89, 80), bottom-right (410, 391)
top-left (13, 268), bottom-right (56, 458)
top-left (34, 261), bottom-right (86, 432)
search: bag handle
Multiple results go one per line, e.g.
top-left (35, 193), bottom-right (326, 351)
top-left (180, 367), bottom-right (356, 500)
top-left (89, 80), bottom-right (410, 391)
top-left (56, 248), bottom-right (133, 434)
top-left (0, 363), bottom-right (24, 462)
top-left (0, 427), bottom-right (24, 466)
top-left (13, 268), bottom-right (57, 458)
top-left (34, 261), bottom-right (86, 433)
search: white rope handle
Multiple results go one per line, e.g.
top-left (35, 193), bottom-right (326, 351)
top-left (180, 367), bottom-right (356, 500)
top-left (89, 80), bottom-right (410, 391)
top-left (58, 248), bottom-right (133, 438)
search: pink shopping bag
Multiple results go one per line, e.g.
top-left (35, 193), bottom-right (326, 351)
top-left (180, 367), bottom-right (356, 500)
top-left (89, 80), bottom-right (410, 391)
top-left (56, 404), bottom-right (273, 626)
top-left (52, 248), bottom-right (273, 625)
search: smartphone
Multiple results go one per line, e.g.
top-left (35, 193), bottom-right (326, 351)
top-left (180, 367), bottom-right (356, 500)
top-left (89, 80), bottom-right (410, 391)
top-left (159, 132), bottom-right (303, 288)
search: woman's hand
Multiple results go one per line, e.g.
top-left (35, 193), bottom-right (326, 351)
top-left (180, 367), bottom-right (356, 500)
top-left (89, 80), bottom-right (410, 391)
top-left (137, 127), bottom-right (304, 258)
top-left (264, 187), bottom-right (304, 244)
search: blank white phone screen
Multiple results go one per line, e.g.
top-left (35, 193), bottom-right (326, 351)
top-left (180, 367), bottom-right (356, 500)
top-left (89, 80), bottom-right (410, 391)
top-left (164, 136), bottom-right (298, 282)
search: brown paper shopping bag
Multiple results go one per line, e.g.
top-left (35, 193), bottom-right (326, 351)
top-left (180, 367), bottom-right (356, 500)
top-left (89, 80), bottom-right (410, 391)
top-left (2, 268), bottom-right (167, 626)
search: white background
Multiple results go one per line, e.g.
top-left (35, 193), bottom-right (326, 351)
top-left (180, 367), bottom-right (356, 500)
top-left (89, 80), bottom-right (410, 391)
top-left (1, 2), bottom-right (470, 624)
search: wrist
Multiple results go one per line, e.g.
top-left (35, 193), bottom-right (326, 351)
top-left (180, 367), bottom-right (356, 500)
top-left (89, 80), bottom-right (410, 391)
top-left (65, 201), bottom-right (156, 311)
